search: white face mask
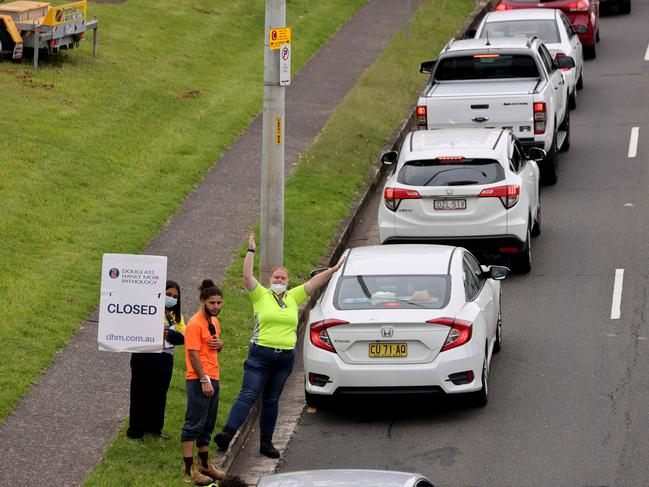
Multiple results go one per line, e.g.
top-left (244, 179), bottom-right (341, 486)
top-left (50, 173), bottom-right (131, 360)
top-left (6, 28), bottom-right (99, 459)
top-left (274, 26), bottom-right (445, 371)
top-left (270, 283), bottom-right (286, 295)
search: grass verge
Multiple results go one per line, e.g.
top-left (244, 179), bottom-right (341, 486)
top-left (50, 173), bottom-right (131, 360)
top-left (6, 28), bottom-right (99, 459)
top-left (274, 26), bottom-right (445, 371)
top-left (0, 0), bottom-right (369, 423)
top-left (82, 0), bottom-right (475, 485)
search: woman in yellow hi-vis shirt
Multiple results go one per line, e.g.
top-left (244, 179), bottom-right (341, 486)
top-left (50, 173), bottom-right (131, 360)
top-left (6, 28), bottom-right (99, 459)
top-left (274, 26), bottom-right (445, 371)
top-left (214, 232), bottom-right (343, 458)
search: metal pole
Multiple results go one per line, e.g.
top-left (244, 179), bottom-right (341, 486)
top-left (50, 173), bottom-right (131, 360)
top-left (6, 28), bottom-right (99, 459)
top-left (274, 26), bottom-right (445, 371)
top-left (405, 0), bottom-right (411, 37)
top-left (92, 17), bottom-right (98, 57)
top-left (260, 0), bottom-right (286, 284)
top-left (32, 27), bottom-right (40, 70)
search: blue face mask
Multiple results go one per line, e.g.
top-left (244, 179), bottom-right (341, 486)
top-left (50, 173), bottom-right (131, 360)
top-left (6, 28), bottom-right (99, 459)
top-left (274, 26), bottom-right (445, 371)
top-left (165, 296), bottom-right (178, 309)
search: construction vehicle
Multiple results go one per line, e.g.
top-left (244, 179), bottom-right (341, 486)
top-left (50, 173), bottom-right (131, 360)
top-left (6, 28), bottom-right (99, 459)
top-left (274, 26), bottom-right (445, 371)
top-left (0, 0), bottom-right (98, 69)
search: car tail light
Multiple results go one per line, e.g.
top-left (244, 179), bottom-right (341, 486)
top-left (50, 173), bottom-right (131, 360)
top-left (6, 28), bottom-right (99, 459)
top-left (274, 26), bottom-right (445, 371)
top-left (427, 317), bottom-right (473, 352)
top-left (79, 32), bottom-right (85, 40)
top-left (310, 319), bottom-right (349, 353)
top-left (474, 54), bottom-right (500, 58)
top-left (384, 187), bottom-right (421, 212)
top-left (566, 0), bottom-right (589, 12)
top-left (416, 105), bottom-right (427, 128)
top-left (554, 52), bottom-right (572, 71)
top-left (479, 184), bottom-right (520, 209)
top-left (436, 156), bottom-right (464, 161)
top-left (533, 102), bottom-right (546, 135)
top-left (495, 4), bottom-right (512, 11)
top-left (498, 247), bottom-right (520, 253)
top-left (51, 39), bottom-right (58, 47)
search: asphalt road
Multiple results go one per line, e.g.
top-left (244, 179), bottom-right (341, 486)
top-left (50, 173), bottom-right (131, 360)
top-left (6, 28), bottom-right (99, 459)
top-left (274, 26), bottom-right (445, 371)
top-left (274, 3), bottom-right (649, 486)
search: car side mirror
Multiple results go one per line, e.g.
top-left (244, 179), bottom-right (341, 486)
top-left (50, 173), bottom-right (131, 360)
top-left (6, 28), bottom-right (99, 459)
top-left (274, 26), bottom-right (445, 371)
top-left (310, 267), bottom-right (328, 278)
top-left (574, 24), bottom-right (588, 35)
top-left (556, 56), bottom-right (575, 70)
top-left (488, 266), bottom-right (510, 280)
top-left (420, 60), bottom-right (437, 74)
top-left (526, 147), bottom-right (546, 162)
top-left (381, 151), bottom-right (398, 166)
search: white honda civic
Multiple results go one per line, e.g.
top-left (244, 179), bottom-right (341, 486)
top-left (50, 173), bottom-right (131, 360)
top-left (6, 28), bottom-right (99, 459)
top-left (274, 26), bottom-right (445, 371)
top-left (303, 244), bottom-right (508, 408)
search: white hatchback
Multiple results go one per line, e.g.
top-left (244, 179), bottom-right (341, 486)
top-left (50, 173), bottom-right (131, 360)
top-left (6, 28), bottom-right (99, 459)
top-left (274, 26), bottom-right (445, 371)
top-left (303, 244), bottom-right (509, 408)
top-left (474, 8), bottom-right (585, 109)
top-left (378, 128), bottom-right (541, 273)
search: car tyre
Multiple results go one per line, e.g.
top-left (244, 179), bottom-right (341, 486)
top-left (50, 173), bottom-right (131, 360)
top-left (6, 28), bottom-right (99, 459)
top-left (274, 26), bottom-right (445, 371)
top-left (305, 390), bottom-right (329, 410)
top-left (493, 302), bottom-right (502, 354)
top-left (511, 227), bottom-right (532, 274)
top-left (559, 109), bottom-right (570, 153)
top-left (576, 71), bottom-right (584, 90)
top-left (540, 132), bottom-right (559, 185)
top-left (568, 88), bottom-right (577, 110)
top-left (619, 0), bottom-right (631, 14)
top-left (467, 353), bottom-right (489, 407)
top-left (584, 43), bottom-right (596, 59)
top-left (531, 199), bottom-right (541, 237)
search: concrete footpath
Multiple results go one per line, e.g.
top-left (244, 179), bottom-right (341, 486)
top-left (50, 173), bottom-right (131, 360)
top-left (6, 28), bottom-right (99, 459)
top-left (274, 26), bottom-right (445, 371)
top-left (0, 1), bottom-right (424, 485)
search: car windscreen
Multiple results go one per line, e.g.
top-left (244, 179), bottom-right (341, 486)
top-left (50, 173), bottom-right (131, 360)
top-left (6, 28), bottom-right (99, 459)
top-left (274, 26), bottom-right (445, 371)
top-left (335, 274), bottom-right (449, 310)
top-left (434, 54), bottom-right (539, 80)
top-left (480, 20), bottom-right (561, 44)
top-left (397, 158), bottom-right (505, 187)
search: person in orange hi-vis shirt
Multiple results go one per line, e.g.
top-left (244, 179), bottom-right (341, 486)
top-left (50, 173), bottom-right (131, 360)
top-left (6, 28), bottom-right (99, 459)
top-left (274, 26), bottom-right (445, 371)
top-left (180, 279), bottom-right (226, 485)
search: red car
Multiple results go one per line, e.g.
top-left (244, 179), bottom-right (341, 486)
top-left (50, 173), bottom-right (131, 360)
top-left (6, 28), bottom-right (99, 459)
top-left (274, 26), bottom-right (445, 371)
top-left (495, 0), bottom-right (600, 59)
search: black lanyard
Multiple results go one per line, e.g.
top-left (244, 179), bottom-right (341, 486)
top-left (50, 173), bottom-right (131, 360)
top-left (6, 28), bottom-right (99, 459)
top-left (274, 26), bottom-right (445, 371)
top-left (271, 291), bottom-right (287, 309)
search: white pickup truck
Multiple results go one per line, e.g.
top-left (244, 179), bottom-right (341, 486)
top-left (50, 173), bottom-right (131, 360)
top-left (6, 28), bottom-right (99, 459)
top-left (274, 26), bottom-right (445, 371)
top-left (416, 36), bottom-right (574, 185)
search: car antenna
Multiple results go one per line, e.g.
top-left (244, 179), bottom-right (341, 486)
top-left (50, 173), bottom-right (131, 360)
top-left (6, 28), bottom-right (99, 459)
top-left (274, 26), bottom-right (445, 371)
top-left (485, 29), bottom-right (491, 46)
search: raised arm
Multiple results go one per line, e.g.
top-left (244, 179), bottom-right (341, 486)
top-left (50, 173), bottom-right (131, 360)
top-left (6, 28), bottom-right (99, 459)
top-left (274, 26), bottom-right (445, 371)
top-left (243, 231), bottom-right (259, 291)
top-left (304, 256), bottom-right (345, 296)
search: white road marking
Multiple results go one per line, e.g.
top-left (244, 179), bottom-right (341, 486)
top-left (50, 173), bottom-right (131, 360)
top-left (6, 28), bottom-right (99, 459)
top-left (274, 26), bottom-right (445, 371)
top-left (645, 42), bottom-right (649, 61)
top-left (611, 269), bottom-right (624, 320)
top-left (628, 127), bottom-right (639, 158)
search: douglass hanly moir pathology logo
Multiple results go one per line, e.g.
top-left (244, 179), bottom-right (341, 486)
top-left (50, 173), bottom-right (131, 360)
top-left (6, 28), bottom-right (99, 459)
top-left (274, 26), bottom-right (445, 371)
top-left (108, 268), bottom-right (120, 279)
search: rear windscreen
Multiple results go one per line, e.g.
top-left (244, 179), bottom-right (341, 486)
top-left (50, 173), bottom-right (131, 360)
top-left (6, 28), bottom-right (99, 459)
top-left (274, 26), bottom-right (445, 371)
top-left (335, 275), bottom-right (449, 310)
top-left (434, 55), bottom-right (539, 80)
top-left (480, 20), bottom-right (561, 44)
top-left (397, 159), bottom-right (505, 187)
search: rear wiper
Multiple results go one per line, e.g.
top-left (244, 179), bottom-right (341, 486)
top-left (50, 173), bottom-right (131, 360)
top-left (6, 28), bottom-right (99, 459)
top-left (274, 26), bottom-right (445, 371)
top-left (446, 180), bottom-right (479, 186)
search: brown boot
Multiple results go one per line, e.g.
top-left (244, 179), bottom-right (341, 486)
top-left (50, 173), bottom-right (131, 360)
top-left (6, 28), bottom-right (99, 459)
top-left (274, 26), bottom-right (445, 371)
top-left (181, 462), bottom-right (213, 485)
top-left (196, 457), bottom-right (226, 481)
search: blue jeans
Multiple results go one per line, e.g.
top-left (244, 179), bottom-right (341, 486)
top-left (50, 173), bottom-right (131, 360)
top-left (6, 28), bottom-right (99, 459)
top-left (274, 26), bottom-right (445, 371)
top-left (224, 342), bottom-right (295, 439)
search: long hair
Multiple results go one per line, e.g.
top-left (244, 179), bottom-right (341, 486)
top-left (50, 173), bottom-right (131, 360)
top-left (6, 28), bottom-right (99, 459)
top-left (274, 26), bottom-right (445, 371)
top-left (165, 280), bottom-right (182, 323)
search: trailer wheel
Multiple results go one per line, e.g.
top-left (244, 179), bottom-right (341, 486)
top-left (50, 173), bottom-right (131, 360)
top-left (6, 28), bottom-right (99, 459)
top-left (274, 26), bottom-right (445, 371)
top-left (0, 28), bottom-right (15, 56)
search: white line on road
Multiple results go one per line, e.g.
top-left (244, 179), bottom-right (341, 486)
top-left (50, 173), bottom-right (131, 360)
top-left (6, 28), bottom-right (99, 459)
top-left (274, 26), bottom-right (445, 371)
top-left (628, 127), bottom-right (639, 158)
top-left (645, 42), bottom-right (649, 61)
top-left (611, 269), bottom-right (624, 320)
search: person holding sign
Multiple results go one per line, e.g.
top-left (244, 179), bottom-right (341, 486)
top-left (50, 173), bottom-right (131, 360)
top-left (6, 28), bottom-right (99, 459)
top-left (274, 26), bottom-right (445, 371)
top-left (180, 280), bottom-right (226, 485)
top-left (214, 232), bottom-right (343, 458)
top-left (127, 280), bottom-right (185, 440)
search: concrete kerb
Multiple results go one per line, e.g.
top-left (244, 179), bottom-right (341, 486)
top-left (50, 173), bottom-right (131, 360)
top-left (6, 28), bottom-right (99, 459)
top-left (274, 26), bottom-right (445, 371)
top-left (218, 0), bottom-right (496, 475)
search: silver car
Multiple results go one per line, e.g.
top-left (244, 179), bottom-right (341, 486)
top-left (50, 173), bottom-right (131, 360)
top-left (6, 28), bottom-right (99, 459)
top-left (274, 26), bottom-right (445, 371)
top-left (257, 469), bottom-right (435, 487)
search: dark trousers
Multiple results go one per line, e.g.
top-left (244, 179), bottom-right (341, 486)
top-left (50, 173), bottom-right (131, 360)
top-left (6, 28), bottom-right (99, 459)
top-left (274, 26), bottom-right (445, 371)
top-left (127, 352), bottom-right (173, 439)
top-left (224, 342), bottom-right (295, 439)
top-left (181, 378), bottom-right (220, 447)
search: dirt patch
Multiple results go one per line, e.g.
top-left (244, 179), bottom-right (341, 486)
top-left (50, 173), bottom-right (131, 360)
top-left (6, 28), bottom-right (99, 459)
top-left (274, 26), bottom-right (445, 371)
top-left (182, 89), bottom-right (201, 99)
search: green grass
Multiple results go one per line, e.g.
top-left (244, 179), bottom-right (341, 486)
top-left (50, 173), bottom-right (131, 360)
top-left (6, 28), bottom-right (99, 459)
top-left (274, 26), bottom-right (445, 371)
top-left (82, 0), bottom-right (475, 485)
top-left (0, 0), bottom-right (368, 422)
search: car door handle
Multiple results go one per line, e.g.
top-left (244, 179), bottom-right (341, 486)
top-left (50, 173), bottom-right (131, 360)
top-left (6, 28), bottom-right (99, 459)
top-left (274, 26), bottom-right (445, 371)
top-left (472, 116), bottom-right (489, 122)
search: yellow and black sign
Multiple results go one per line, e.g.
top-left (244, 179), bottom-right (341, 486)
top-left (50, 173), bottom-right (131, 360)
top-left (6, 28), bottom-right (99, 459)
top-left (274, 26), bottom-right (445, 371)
top-left (43, 1), bottom-right (86, 26)
top-left (269, 27), bottom-right (291, 50)
top-left (275, 117), bottom-right (282, 144)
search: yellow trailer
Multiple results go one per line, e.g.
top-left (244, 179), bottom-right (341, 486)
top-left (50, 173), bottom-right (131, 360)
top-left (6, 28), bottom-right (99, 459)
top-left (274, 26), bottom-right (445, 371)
top-left (0, 0), bottom-right (98, 68)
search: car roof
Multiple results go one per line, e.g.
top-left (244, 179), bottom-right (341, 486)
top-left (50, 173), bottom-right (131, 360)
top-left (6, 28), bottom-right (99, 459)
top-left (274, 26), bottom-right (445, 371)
top-left (408, 128), bottom-right (505, 154)
top-left (343, 245), bottom-right (457, 276)
top-left (258, 469), bottom-right (427, 487)
top-left (483, 8), bottom-right (558, 22)
top-left (443, 37), bottom-right (538, 53)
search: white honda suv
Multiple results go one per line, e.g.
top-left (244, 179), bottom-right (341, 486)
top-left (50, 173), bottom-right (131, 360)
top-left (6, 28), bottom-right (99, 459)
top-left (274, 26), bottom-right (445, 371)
top-left (378, 128), bottom-right (542, 273)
